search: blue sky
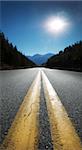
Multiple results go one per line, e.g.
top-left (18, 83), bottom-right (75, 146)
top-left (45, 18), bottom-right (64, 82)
top-left (1, 1), bottom-right (82, 55)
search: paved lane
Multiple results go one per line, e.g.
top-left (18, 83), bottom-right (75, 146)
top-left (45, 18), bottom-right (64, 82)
top-left (0, 68), bottom-right (38, 143)
top-left (0, 67), bottom-right (82, 147)
top-left (1, 71), bottom-right (41, 150)
top-left (43, 68), bottom-right (82, 141)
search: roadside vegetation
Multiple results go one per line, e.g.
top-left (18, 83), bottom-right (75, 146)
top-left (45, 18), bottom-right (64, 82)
top-left (46, 41), bottom-right (82, 71)
top-left (0, 32), bottom-right (36, 70)
top-left (0, 32), bottom-right (82, 71)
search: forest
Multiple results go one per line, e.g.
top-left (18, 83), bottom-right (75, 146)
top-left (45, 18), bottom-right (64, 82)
top-left (0, 32), bottom-right (82, 71)
top-left (46, 41), bottom-right (82, 71)
top-left (0, 32), bottom-right (36, 70)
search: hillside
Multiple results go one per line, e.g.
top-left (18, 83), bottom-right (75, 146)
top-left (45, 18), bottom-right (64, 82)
top-left (46, 41), bottom-right (82, 71)
top-left (27, 53), bottom-right (54, 65)
top-left (0, 32), bottom-right (36, 70)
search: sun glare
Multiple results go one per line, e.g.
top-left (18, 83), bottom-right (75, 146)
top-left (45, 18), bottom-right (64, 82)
top-left (44, 16), bottom-right (69, 34)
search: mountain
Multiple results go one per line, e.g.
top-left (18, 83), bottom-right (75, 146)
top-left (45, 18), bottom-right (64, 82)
top-left (0, 32), bottom-right (36, 70)
top-left (27, 53), bottom-right (54, 65)
top-left (46, 41), bottom-right (82, 71)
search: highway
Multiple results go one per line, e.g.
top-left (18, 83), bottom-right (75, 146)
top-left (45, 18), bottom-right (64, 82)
top-left (0, 68), bottom-right (82, 149)
top-left (43, 68), bottom-right (82, 141)
top-left (0, 68), bottom-right (38, 144)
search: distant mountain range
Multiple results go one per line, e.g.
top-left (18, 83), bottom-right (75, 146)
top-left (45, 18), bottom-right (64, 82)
top-left (27, 53), bottom-right (54, 65)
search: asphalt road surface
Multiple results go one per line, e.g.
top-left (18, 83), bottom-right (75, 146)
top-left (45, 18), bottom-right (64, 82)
top-left (0, 68), bottom-right (82, 146)
top-left (43, 68), bottom-right (82, 141)
top-left (0, 68), bottom-right (38, 143)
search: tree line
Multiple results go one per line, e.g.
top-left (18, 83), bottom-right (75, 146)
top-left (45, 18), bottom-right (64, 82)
top-left (0, 32), bottom-right (36, 69)
top-left (46, 41), bottom-right (82, 71)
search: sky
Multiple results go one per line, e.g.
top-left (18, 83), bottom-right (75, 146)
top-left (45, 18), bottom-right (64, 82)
top-left (1, 1), bottom-right (82, 56)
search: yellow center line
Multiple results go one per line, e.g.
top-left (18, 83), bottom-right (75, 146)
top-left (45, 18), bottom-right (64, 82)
top-left (42, 71), bottom-right (82, 150)
top-left (1, 71), bottom-right (41, 150)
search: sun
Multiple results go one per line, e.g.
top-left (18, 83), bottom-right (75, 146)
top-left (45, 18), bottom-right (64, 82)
top-left (44, 16), bottom-right (69, 34)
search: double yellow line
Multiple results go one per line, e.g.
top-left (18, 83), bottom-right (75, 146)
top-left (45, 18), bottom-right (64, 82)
top-left (1, 70), bottom-right (82, 150)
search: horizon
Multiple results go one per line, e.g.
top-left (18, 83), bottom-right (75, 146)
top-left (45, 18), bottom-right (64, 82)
top-left (1, 1), bottom-right (82, 55)
top-left (28, 52), bottom-right (54, 57)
